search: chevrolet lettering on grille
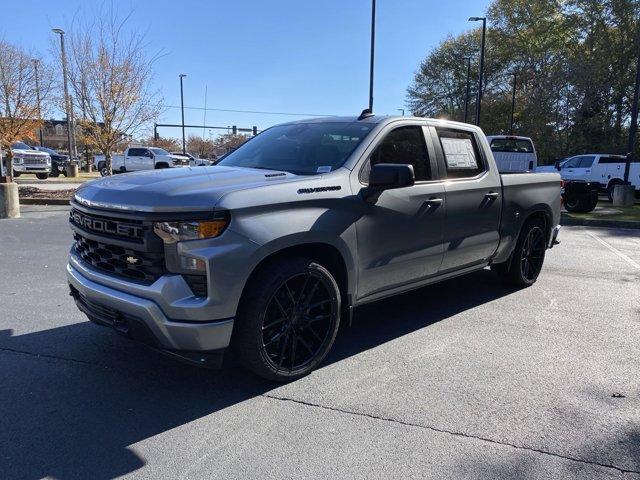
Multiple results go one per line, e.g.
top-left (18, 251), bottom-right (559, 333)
top-left (70, 210), bottom-right (143, 239)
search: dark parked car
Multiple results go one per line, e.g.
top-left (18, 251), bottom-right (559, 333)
top-left (36, 147), bottom-right (69, 177)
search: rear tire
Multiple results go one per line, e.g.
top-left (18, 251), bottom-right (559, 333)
top-left (494, 218), bottom-right (547, 288)
top-left (36, 173), bottom-right (49, 180)
top-left (606, 181), bottom-right (621, 202)
top-left (564, 194), bottom-right (598, 213)
top-left (234, 257), bottom-right (341, 382)
top-left (49, 167), bottom-right (60, 178)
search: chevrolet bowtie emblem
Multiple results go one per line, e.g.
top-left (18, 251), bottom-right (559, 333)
top-left (126, 256), bottom-right (140, 265)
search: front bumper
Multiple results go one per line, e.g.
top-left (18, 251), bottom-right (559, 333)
top-left (67, 262), bottom-right (234, 366)
top-left (14, 164), bottom-right (50, 173)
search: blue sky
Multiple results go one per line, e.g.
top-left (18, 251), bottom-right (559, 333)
top-left (3, 0), bottom-right (491, 139)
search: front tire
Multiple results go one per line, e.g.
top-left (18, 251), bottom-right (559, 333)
top-left (494, 218), bottom-right (547, 288)
top-left (98, 162), bottom-right (110, 177)
top-left (36, 173), bottom-right (49, 180)
top-left (234, 257), bottom-right (341, 382)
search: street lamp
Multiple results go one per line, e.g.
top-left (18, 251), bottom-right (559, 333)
top-left (463, 56), bottom-right (472, 123)
top-left (179, 74), bottom-right (187, 154)
top-left (31, 59), bottom-right (43, 146)
top-left (509, 72), bottom-right (517, 135)
top-left (52, 28), bottom-right (76, 160)
top-left (468, 16), bottom-right (487, 127)
top-left (366, 0), bottom-right (376, 113)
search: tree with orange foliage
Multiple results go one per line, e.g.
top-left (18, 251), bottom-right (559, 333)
top-left (0, 41), bottom-right (52, 182)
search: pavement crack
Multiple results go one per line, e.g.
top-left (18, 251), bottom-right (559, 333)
top-left (0, 346), bottom-right (109, 368)
top-left (263, 393), bottom-right (640, 475)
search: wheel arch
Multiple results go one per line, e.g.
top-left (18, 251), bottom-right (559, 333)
top-left (242, 239), bottom-right (354, 310)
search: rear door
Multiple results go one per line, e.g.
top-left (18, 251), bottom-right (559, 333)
top-left (431, 126), bottom-right (502, 272)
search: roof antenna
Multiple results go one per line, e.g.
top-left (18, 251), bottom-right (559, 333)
top-left (358, 108), bottom-right (374, 120)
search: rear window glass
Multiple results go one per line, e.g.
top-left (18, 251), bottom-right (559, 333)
top-left (437, 128), bottom-right (485, 179)
top-left (490, 138), bottom-right (534, 153)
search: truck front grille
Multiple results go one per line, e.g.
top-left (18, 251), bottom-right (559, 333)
top-left (22, 155), bottom-right (47, 164)
top-left (73, 233), bottom-right (166, 284)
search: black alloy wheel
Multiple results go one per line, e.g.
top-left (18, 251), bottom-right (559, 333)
top-left (260, 271), bottom-right (337, 373)
top-left (519, 225), bottom-right (545, 282)
top-left (235, 257), bottom-right (341, 381)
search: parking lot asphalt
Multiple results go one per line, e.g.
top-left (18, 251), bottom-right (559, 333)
top-left (1, 205), bottom-right (639, 480)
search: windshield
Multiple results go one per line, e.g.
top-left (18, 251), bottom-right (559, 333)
top-left (150, 148), bottom-right (170, 155)
top-left (490, 138), bottom-right (534, 153)
top-left (12, 142), bottom-right (33, 150)
top-left (38, 147), bottom-right (57, 154)
top-left (217, 122), bottom-right (374, 175)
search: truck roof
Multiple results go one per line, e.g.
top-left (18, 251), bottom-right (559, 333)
top-left (277, 115), bottom-right (480, 130)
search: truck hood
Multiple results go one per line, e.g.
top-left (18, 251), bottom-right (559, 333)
top-left (74, 166), bottom-right (303, 212)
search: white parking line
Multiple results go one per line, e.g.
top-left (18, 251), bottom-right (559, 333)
top-left (586, 231), bottom-right (640, 270)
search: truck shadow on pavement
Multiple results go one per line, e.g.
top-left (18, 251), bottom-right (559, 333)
top-left (1, 269), bottom-right (518, 480)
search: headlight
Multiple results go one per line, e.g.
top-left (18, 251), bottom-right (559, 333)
top-left (154, 213), bottom-right (229, 274)
top-left (153, 216), bottom-right (229, 244)
top-left (13, 156), bottom-right (23, 164)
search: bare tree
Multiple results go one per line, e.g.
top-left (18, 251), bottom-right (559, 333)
top-left (0, 41), bottom-right (53, 182)
top-left (66, 9), bottom-right (163, 175)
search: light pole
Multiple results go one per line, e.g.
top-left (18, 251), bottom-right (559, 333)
top-left (32, 59), bottom-right (43, 146)
top-left (509, 72), bottom-right (517, 135)
top-left (52, 28), bottom-right (76, 159)
top-left (469, 17), bottom-right (487, 127)
top-left (464, 56), bottom-right (471, 123)
top-left (397, 109), bottom-right (405, 116)
top-left (368, 0), bottom-right (376, 113)
top-left (179, 74), bottom-right (187, 154)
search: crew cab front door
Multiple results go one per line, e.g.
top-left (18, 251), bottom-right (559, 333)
top-left (431, 127), bottom-right (502, 272)
top-left (125, 148), bottom-right (149, 171)
top-left (355, 124), bottom-right (445, 300)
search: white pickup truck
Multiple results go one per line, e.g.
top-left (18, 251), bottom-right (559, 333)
top-left (94, 147), bottom-right (190, 176)
top-left (555, 154), bottom-right (640, 200)
top-left (486, 135), bottom-right (538, 173)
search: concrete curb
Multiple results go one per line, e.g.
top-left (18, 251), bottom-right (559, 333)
top-left (561, 213), bottom-right (640, 229)
top-left (19, 198), bottom-right (71, 206)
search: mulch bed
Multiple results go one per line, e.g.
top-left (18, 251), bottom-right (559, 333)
top-left (19, 187), bottom-right (76, 201)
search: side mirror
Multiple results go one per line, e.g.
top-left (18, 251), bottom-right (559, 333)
top-left (554, 160), bottom-right (561, 171)
top-left (363, 163), bottom-right (415, 202)
top-left (369, 163), bottom-right (415, 189)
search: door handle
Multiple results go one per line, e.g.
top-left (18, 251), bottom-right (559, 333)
top-left (426, 197), bottom-right (443, 205)
top-left (485, 192), bottom-right (500, 199)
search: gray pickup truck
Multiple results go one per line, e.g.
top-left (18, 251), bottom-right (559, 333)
top-left (67, 115), bottom-right (561, 381)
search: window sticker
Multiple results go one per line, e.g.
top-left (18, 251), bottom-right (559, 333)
top-left (317, 165), bottom-right (332, 173)
top-left (441, 138), bottom-right (478, 169)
